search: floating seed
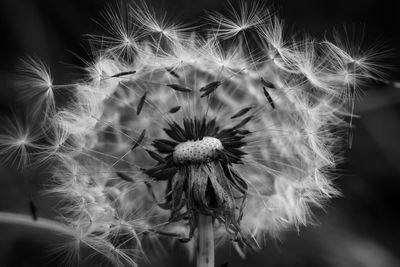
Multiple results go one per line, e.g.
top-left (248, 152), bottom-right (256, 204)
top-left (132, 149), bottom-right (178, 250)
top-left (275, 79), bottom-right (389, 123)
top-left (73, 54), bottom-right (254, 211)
top-left (199, 81), bottom-right (223, 92)
top-left (165, 68), bottom-right (180, 79)
top-left (262, 87), bottom-right (275, 109)
top-left (117, 172), bottom-right (135, 182)
top-left (137, 92), bottom-right (147, 115)
top-left (261, 77), bottom-right (275, 89)
top-left (166, 84), bottom-right (192, 93)
top-left (111, 70), bottom-right (136, 78)
top-left (200, 80), bottom-right (222, 98)
top-left (231, 106), bottom-right (252, 119)
top-left (132, 129), bottom-right (146, 150)
top-left (168, 106), bottom-right (181, 114)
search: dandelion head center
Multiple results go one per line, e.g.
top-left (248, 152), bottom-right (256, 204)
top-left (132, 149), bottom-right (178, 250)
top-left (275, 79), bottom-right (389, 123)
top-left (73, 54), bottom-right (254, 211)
top-left (16, 137), bottom-right (28, 146)
top-left (123, 37), bottom-right (131, 45)
top-left (173, 136), bottom-right (223, 164)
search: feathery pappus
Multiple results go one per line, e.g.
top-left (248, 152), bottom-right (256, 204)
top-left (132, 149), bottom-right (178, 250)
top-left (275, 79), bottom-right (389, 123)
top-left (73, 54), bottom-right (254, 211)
top-left (0, 1), bottom-right (386, 266)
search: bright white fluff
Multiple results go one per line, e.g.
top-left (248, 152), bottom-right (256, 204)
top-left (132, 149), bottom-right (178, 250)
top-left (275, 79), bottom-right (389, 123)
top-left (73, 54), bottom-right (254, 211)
top-left (2, 2), bottom-right (385, 266)
top-left (0, 116), bottom-right (44, 169)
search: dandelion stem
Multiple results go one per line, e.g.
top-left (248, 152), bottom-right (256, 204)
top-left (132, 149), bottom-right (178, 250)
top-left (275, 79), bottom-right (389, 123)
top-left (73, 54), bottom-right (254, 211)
top-left (0, 211), bottom-right (75, 237)
top-left (196, 214), bottom-right (214, 267)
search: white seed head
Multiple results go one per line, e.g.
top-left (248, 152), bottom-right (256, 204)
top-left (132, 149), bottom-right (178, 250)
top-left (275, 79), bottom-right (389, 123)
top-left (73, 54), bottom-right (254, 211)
top-left (4, 1), bottom-right (387, 265)
top-left (173, 137), bottom-right (223, 164)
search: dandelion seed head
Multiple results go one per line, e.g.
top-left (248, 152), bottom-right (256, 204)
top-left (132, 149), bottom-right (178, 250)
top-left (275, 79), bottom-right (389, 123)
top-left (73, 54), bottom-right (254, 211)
top-left (5, 1), bottom-right (387, 265)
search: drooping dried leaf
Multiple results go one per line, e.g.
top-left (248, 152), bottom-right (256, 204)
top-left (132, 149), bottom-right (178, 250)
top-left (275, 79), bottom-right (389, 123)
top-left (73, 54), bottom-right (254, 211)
top-left (146, 149), bottom-right (166, 163)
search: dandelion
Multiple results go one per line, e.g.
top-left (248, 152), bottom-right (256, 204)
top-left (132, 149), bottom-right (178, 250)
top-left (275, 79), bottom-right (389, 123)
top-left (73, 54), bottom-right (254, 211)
top-left (0, 2), bottom-right (386, 267)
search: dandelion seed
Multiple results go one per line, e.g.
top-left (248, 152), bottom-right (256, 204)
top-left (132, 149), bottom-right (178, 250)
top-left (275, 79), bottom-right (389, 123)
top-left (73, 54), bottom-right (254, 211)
top-left (168, 106), bottom-right (181, 114)
top-left (90, 4), bottom-right (142, 61)
top-left (262, 87), bottom-right (275, 109)
top-left (0, 116), bottom-right (44, 169)
top-left (131, 129), bottom-right (146, 150)
top-left (166, 84), bottom-right (192, 93)
top-left (15, 57), bottom-right (55, 117)
top-left (199, 81), bottom-right (223, 98)
top-left (165, 68), bottom-right (180, 79)
top-left (207, 1), bottom-right (269, 39)
top-left (130, 0), bottom-right (188, 42)
top-left (260, 78), bottom-right (275, 89)
top-left (117, 172), bottom-right (135, 183)
top-left (111, 70), bottom-right (137, 78)
top-left (230, 107), bottom-right (253, 119)
top-left (136, 92), bottom-right (147, 115)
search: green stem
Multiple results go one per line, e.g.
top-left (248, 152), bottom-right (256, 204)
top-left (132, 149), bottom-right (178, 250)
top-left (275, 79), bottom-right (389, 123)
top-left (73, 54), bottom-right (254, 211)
top-left (196, 214), bottom-right (214, 267)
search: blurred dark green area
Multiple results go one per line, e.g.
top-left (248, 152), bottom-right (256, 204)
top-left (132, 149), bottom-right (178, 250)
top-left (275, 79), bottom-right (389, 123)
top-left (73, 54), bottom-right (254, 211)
top-left (0, 0), bottom-right (400, 266)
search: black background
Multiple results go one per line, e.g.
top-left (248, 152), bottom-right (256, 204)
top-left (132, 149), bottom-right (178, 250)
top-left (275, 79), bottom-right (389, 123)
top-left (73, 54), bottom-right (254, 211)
top-left (0, 0), bottom-right (400, 266)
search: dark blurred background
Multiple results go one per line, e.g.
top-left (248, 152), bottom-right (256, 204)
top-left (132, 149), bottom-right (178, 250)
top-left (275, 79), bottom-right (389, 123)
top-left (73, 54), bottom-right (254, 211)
top-left (1, 0), bottom-right (400, 266)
